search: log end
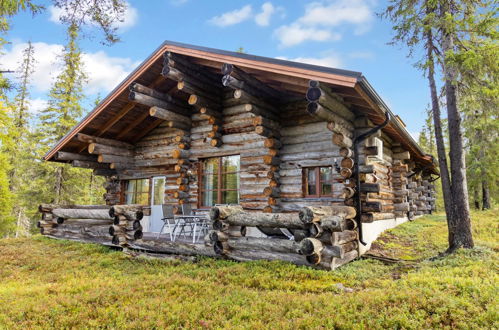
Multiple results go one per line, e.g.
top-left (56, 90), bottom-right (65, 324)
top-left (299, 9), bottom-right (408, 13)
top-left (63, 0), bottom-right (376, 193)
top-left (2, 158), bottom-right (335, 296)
top-left (209, 207), bottom-right (221, 221)
top-left (188, 94), bottom-right (198, 105)
top-left (305, 87), bottom-right (321, 102)
top-left (298, 208), bottom-right (314, 224)
top-left (88, 143), bottom-right (96, 154)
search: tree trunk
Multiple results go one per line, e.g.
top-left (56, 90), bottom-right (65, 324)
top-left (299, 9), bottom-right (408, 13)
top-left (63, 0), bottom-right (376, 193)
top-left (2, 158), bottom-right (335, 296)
top-left (482, 180), bottom-right (491, 210)
top-left (440, 0), bottom-right (473, 250)
top-left (424, 19), bottom-right (457, 247)
top-left (473, 186), bottom-right (480, 210)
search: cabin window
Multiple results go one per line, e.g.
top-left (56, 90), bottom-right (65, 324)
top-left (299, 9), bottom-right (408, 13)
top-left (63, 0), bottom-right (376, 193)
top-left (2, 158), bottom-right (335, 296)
top-left (200, 155), bottom-right (240, 207)
top-left (303, 167), bottom-right (333, 197)
top-left (124, 179), bottom-right (150, 205)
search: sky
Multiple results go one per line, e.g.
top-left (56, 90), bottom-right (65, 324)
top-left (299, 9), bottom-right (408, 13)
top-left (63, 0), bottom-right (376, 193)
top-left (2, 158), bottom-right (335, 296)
top-left (1, 0), bottom-right (431, 138)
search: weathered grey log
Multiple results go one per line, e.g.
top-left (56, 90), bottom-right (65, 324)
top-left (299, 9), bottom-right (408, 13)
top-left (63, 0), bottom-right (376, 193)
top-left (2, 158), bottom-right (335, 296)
top-left (219, 212), bottom-right (306, 229)
top-left (54, 151), bottom-right (97, 162)
top-left (224, 237), bottom-right (301, 254)
top-left (52, 208), bottom-right (113, 220)
top-left (97, 154), bottom-right (130, 164)
top-left (128, 237), bottom-right (218, 257)
top-left (210, 205), bottom-right (245, 220)
top-left (130, 82), bottom-right (183, 107)
top-left (76, 133), bottom-right (133, 149)
top-left (88, 143), bottom-right (134, 157)
top-left (332, 132), bottom-right (353, 148)
top-left (39, 204), bottom-right (110, 213)
top-left (221, 63), bottom-right (282, 100)
top-left (129, 91), bottom-right (189, 115)
top-left (307, 102), bottom-right (354, 133)
top-left (306, 85), bottom-right (354, 121)
top-left (331, 230), bottom-right (358, 245)
top-left (188, 94), bottom-right (220, 111)
top-left (109, 205), bottom-right (147, 218)
top-left (149, 106), bottom-right (191, 126)
top-left (72, 160), bottom-right (110, 169)
top-left (299, 238), bottom-right (324, 256)
top-left (299, 206), bottom-right (356, 223)
top-left (322, 240), bottom-right (358, 260)
top-left (319, 216), bottom-right (355, 232)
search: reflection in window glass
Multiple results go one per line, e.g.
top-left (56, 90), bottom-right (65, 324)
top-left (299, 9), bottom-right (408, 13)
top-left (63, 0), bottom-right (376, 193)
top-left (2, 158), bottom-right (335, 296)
top-left (320, 167), bottom-right (332, 195)
top-left (307, 168), bottom-right (317, 195)
top-left (124, 179), bottom-right (150, 205)
top-left (153, 178), bottom-right (165, 205)
top-left (304, 167), bottom-right (333, 197)
top-left (201, 155), bottom-right (240, 207)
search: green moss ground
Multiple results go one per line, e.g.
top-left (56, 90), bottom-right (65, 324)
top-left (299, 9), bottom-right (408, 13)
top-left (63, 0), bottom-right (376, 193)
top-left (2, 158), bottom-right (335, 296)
top-left (0, 209), bottom-right (497, 329)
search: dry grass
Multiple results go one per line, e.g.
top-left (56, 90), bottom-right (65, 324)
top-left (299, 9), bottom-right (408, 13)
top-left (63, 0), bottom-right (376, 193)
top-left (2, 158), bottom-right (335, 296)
top-left (0, 208), bottom-right (497, 329)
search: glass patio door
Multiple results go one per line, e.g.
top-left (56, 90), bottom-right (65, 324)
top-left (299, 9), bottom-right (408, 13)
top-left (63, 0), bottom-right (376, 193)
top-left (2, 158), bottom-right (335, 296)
top-left (149, 176), bottom-right (165, 233)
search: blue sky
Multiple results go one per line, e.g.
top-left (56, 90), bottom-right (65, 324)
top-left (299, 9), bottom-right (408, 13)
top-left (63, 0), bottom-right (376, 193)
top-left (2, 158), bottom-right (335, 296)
top-left (2, 0), bottom-right (431, 137)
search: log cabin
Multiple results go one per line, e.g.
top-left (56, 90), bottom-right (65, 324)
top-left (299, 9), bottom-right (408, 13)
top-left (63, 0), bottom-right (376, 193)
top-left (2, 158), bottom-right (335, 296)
top-left (38, 41), bottom-right (438, 270)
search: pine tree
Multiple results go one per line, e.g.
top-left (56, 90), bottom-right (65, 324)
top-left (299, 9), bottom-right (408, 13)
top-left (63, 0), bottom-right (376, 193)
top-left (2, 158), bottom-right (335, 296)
top-left (0, 98), bottom-right (15, 236)
top-left (36, 23), bottom-right (91, 205)
top-left (8, 41), bottom-right (37, 236)
top-left (382, 0), bottom-right (497, 251)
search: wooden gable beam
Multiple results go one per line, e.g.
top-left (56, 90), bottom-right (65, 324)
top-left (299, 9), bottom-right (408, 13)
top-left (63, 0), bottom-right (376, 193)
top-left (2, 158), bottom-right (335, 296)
top-left (95, 76), bottom-right (166, 137)
top-left (221, 63), bottom-right (286, 102)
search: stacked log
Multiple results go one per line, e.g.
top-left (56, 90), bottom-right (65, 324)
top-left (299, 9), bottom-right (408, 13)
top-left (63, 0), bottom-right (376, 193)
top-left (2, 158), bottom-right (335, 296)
top-left (208, 205), bottom-right (359, 270)
top-left (108, 205), bottom-right (146, 246)
top-left (37, 204), bottom-right (113, 244)
top-left (298, 206), bottom-right (359, 270)
top-left (220, 64), bottom-right (283, 213)
top-left (208, 205), bottom-right (307, 265)
top-left (162, 52), bottom-right (223, 148)
top-left (390, 162), bottom-right (410, 218)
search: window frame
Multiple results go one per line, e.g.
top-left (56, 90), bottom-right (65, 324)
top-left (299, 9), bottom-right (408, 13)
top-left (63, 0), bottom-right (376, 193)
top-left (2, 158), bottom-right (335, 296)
top-left (198, 155), bottom-right (240, 208)
top-left (303, 166), bottom-right (334, 198)
top-left (122, 178), bottom-right (151, 205)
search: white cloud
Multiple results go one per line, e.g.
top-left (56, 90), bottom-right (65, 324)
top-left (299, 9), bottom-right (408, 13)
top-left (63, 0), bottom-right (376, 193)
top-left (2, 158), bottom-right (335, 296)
top-left (255, 2), bottom-right (275, 26)
top-left (27, 98), bottom-right (49, 114)
top-left (274, 0), bottom-right (374, 47)
top-left (48, 1), bottom-right (138, 30)
top-left (0, 41), bottom-right (138, 95)
top-left (276, 54), bottom-right (342, 68)
top-left (209, 5), bottom-right (253, 27)
top-left (81, 51), bottom-right (140, 94)
top-left (274, 23), bottom-right (341, 47)
top-left (298, 0), bottom-right (373, 28)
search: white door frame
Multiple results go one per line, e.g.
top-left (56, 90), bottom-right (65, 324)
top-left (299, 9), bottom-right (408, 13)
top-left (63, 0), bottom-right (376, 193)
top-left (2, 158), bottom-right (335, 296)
top-left (148, 176), bottom-right (166, 233)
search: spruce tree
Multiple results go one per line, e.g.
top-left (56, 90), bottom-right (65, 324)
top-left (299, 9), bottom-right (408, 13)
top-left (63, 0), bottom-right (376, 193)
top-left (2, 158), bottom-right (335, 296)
top-left (37, 23), bottom-right (90, 204)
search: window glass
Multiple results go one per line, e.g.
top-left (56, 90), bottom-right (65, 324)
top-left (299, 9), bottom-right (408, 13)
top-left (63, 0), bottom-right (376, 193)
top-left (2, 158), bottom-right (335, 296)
top-left (124, 179), bottom-right (150, 205)
top-left (222, 190), bottom-right (239, 204)
top-left (222, 172), bottom-right (239, 191)
top-left (201, 155), bottom-right (240, 207)
top-left (307, 168), bottom-right (317, 195)
top-left (320, 167), bottom-right (332, 195)
top-left (152, 178), bottom-right (165, 205)
top-left (304, 167), bottom-right (333, 197)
